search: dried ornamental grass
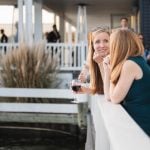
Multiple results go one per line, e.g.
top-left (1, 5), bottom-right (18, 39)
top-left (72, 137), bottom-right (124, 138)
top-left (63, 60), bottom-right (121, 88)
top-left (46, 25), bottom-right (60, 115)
top-left (0, 43), bottom-right (60, 102)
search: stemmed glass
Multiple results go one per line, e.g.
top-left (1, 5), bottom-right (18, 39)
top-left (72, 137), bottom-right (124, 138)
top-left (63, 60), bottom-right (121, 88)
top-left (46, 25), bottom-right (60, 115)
top-left (70, 79), bottom-right (82, 103)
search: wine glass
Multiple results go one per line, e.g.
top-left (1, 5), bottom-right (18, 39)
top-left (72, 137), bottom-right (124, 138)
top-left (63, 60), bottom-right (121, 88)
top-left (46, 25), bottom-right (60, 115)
top-left (70, 79), bottom-right (81, 103)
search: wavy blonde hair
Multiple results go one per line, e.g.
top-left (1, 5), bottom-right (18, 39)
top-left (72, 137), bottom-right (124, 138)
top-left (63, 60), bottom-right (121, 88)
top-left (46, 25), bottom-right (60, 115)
top-left (110, 29), bottom-right (144, 84)
top-left (88, 27), bottom-right (110, 94)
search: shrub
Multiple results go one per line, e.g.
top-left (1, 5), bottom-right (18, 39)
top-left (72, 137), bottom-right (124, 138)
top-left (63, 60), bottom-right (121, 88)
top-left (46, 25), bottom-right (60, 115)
top-left (0, 43), bottom-right (60, 102)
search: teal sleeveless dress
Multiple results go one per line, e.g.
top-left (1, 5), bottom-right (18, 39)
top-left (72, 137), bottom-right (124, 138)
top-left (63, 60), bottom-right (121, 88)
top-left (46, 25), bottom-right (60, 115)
top-left (122, 56), bottom-right (150, 136)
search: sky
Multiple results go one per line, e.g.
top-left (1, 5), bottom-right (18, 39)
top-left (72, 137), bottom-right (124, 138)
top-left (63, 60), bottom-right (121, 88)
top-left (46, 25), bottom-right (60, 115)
top-left (0, 5), bottom-right (54, 24)
top-left (0, 5), bottom-right (55, 36)
top-left (0, 5), bottom-right (75, 37)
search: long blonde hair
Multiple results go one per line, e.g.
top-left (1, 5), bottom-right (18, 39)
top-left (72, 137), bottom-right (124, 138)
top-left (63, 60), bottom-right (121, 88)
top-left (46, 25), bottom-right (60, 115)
top-left (88, 27), bottom-right (110, 94)
top-left (110, 29), bottom-right (144, 84)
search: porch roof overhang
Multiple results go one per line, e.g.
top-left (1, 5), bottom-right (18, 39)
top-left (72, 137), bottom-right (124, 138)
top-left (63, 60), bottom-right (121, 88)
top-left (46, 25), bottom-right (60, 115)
top-left (0, 0), bottom-right (138, 29)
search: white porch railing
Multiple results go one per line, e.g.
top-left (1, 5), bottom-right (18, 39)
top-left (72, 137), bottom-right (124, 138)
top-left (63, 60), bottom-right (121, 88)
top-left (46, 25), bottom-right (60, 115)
top-left (0, 43), bottom-right (88, 71)
top-left (0, 88), bottom-right (77, 124)
top-left (0, 88), bottom-right (88, 127)
top-left (0, 88), bottom-right (149, 149)
top-left (88, 95), bottom-right (150, 150)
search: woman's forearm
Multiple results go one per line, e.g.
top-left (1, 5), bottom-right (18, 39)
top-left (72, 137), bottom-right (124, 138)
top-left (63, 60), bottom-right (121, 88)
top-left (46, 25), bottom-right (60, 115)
top-left (104, 73), bottom-right (111, 100)
top-left (98, 63), bottom-right (104, 82)
top-left (102, 56), bottom-right (111, 100)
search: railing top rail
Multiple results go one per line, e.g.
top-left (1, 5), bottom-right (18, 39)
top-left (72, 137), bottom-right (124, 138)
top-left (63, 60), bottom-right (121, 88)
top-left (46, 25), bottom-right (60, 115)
top-left (0, 43), bottom-right (18, 46)
top-left (0, 103), bottom-right (78, 113)
top-left (0, 43), bottom-right (88, 46)
top-left (45, 43), bottom-right (88, 46)
top-left (90, 95), bottom-right (150, 150)
top-left (0, 88), bottom-right (74, 99)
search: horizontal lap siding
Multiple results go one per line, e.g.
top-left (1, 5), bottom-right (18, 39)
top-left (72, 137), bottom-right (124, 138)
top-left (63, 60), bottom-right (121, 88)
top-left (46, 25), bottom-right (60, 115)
top-left (140, 0), bottom-right (150, 49)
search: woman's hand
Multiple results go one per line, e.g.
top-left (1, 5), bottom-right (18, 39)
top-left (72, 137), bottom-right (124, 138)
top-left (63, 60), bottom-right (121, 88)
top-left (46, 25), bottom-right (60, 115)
top-left (78, 63), bottom-right (89, 83)
top-left (103, 55), bottom-right (110, 74)
top-left (74, 85), bottom-right (92, 94)
top-left (93, 48), bottom-right (109, 64)
top-left (78, 72), bottom-right (87, 83)
top-left (93, 51), bottom-right (104, 64)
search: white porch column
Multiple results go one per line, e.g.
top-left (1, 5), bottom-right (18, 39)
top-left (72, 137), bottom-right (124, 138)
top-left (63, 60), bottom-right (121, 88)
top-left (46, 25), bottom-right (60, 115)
top-left (68, 23), bottom-right (72, 43)
top-left (76, 4), bottom-right (87, 43)
top-left (34, 0), bottom-right (42, 42)
top-left (18, 0), bottom-right (24, 43)
top-left (25, 0), bottom-right (33, 45)
top-left (59, 14), bottom-right (65, 42)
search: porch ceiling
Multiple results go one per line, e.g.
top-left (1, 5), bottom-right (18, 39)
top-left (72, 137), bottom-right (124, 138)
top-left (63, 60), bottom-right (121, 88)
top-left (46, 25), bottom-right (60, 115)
top-left (43, 0), bottom-right (138, 27)
top-left (0, 0), bottom-right (138, 29)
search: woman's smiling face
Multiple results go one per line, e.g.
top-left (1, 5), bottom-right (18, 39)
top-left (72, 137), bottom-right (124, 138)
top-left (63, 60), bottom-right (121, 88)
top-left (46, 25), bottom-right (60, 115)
top-left (93, 32), bottom-right (110, 58)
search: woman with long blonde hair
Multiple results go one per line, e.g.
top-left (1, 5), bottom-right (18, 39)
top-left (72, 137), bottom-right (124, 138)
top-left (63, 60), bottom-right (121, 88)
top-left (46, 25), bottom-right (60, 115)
top-left (78, 27), bottom-right (110, 94)
top-left (103, 29), bottom-right (150, 136)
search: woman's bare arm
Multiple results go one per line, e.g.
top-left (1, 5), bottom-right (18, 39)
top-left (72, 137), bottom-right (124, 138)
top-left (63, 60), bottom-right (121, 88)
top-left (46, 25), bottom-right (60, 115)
top-left (110, 60), bottom-right (142, 103)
